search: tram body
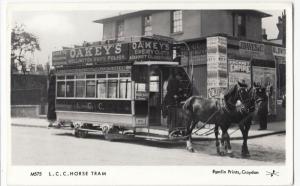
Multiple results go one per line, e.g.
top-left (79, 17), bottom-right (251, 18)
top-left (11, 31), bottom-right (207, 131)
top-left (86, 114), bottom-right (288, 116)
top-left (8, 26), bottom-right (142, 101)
top-left (52, 37), bottom-right (192, 138)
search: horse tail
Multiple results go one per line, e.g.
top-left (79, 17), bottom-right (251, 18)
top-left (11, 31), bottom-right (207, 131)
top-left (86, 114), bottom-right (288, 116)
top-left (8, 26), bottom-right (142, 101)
top-left (182, 96), bottom-right (195, 112)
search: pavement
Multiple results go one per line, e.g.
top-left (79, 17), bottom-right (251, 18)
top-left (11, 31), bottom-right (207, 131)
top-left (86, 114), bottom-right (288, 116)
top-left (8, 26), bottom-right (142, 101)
top-left (11, 117), bottom-right (286, 140)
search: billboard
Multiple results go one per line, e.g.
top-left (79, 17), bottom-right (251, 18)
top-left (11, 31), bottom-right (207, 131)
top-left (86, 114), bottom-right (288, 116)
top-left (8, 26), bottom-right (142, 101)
top-left (128, 39), bottom-right (172, 61)
top-left (252, 66), bottom-right (277, 115)
top-left (52, 43), bottom-right (129, 67)
top-left (207, 36), bottom-right (228, 98)
top-left (52, 39), bottom-right (173, 67)
top-left (228, 58), bottom-right (251, 88)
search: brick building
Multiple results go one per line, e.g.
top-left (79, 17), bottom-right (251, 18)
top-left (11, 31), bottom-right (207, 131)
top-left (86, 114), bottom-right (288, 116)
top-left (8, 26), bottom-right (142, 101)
top-left (93, 10), bottom-right (286, 115)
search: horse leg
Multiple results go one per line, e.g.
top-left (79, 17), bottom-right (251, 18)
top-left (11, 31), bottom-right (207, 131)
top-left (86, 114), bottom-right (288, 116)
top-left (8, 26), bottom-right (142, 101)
top-left (224, 130), bottom-right (233, 156)
top-left (239, 120), bottom-right (251, 157)
top-left (242, 120), bottom-right (251, 157)
top-left (186, 121), bottom-right (197, 153)
top-left (219, 128), bottom-right (227, 156)
top-left (214, 124), bottom-right (220, 155)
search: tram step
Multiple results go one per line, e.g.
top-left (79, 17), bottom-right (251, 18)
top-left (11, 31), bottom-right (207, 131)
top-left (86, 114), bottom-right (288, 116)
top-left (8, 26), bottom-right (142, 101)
top-left (135, 128), bottom-right (169, 136)
top-left (135, 134), bottom-right (168, 141)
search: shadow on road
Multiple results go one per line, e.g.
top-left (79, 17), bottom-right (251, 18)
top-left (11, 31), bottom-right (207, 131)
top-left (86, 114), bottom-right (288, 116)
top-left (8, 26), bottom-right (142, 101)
top-left (52, 131), bottom-right (285, 163)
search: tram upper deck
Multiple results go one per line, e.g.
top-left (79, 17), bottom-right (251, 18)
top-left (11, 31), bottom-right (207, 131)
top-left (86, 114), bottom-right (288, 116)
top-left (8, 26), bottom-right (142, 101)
top-left (52, 37), bottom-right (192, 129)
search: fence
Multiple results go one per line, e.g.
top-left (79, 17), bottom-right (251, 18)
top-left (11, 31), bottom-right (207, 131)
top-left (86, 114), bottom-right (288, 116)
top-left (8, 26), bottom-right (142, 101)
top-left (11, 74), bottom-right (48, 117)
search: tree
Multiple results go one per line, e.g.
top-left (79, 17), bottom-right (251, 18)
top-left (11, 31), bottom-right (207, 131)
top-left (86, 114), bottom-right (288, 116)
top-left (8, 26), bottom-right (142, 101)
top-left (11, 24), bottom-right (41, 74)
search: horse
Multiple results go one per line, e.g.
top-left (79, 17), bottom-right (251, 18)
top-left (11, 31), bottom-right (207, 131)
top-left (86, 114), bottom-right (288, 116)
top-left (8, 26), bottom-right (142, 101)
top-left (182, 82), bottom-right (257, 157)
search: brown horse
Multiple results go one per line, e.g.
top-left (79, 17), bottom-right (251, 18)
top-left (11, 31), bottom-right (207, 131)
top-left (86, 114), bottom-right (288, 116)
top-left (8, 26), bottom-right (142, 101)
top-left (182, 83), bottom-right (257, 157)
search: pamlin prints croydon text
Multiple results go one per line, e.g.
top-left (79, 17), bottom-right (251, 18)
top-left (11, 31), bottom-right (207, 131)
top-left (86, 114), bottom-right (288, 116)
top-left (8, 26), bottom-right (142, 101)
top-left (212, 169), bottom-right (259, 175)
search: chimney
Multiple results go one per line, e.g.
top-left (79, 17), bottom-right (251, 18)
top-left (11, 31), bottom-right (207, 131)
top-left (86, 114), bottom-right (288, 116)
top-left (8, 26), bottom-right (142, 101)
top-left (262, 28), bottom-right (268, 40)
top-left (276, 16), bottom-right (283, 40)
top-left (276, 10), bottom-right (286, 46)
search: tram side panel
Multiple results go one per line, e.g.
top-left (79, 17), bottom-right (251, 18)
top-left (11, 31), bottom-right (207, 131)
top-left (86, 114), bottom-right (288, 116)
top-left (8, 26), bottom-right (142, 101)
top-left (54, 70), bottom-right (141, 130)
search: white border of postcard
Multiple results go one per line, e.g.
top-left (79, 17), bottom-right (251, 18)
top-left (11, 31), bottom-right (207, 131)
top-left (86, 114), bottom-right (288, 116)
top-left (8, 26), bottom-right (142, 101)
top-left (1, 1), bottom-right (294, 185)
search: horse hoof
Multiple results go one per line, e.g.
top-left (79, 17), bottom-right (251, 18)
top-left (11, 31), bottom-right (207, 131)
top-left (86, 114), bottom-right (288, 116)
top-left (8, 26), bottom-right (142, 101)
top-left (187, 147), bottom-right (195, 153)
top-left (241, 153), bottom-right (250, 158)
top-left (219, 151), bottom-right (225, 156)
top-left (227, 152), bottom-right (234, 158)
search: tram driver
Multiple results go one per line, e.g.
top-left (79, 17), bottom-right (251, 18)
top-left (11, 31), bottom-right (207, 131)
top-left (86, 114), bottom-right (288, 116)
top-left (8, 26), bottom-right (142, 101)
top-left (162, 69), bottom-right (183, 128)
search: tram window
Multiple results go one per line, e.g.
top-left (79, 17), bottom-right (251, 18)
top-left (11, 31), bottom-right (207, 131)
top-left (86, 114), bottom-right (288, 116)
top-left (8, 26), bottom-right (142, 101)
top-left (86, 74), bottom-right (95, 79)
top-left (108, 73), bottom-right (118, 78)
top-left (66, 81), bottom-right (75, 97)
top-left (57, 76), bottom-right (65, 80)
top-left (86, 80), bottom-right (96, 97)
top-left (97, 80), bottom-right (106, 98)
top-left (57, 81), bottom-right (65, 97)
top-left (76, 81), bottom-right (85, 97)
top-left (76, 74), bottom-right (85, 79)
top-left (120, 73), bottom-right (130, 77)
top-left (97, 74), bottom-right (107, 98)
top-left (66, 75), bottom-right (75, 79)
top-left (120, 79), bottom-right (131, 98)
top-left (97, 74), bottom-right (106, 78)
top-left (108, 79), bottom-right (118, 98)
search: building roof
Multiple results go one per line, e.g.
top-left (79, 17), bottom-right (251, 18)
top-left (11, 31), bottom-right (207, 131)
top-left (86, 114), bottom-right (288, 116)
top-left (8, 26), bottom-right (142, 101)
top-left (94, 10), bottom-right (161, 23)
top-left (94, 10), bottom-right (271, 24)
top-left (231, 10), bottom-right (272, 18)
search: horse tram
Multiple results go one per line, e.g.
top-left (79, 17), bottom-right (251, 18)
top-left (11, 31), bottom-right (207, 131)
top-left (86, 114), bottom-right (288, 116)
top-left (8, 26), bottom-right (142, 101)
top-left (50, 36), bottom-right (193, 142)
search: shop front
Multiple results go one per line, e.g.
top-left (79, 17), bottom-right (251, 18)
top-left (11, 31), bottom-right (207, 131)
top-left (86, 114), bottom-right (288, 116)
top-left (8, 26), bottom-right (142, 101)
top-left (179, 34), bottom-right (286, 116)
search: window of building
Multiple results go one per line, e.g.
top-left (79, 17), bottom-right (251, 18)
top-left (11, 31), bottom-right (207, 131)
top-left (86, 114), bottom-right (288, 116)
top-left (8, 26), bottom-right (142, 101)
top-left (171, 10), bottom-right (183, 33)
top-left (143, 15), bottom-right (152, 36)
top-left (116, 20), bottom-right (124, 40)
top-left (237, 14), bottom-right (246, 37)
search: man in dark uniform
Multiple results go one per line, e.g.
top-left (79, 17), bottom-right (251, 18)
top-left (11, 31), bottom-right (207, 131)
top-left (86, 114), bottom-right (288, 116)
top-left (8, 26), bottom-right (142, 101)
top-left (256, 86), bottom-right (268, 130)
top-left (163, 69), bottom-right (182, 128)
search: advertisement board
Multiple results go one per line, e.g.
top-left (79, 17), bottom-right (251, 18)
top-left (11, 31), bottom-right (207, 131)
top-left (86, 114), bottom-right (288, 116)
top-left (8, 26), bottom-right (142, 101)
top-left (207, 36), bottom-right (228, 98)
top-left (53, 39), bottom-right (174, 67)
top-left (228, 58), bottom-right (251, 88)
top-left (52, 43), bottom-right (129, 66)
top-left (128, 40), bottom-right (172, 61)
top-left (239, 41), bottom-right (265, 58)
top-left (180, 41), bottom-right (207, 66)
top-left (252, 66), bottom-right (277, 115)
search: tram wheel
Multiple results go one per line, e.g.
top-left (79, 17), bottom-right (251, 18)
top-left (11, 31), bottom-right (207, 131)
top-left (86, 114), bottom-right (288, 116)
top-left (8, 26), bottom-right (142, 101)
top-left (74, 129), bottom-right (79, 137)
top-left (75, 129), bottom-right (88, 138)
top-left (169, 129), bottom-right (186, 139)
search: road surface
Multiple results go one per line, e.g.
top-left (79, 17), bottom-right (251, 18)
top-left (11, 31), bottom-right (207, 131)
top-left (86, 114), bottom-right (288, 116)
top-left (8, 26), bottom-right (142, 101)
top-left (11, 126), bottom-right (285, 165)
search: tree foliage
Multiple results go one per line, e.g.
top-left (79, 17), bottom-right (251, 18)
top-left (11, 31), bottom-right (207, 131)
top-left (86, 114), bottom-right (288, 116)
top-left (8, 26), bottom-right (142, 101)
top-left (11, 24), bottom-right (41, 74)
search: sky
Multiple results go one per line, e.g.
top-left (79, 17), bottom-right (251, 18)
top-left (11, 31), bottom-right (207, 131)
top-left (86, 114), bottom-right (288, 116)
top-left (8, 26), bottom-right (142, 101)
top-left (11, 10), bottom-right (284, 66)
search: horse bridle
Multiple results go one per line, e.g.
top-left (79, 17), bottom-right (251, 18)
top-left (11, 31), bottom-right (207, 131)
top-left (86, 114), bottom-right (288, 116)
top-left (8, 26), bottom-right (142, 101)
top-left (237, 87), bottom-right (255, 113)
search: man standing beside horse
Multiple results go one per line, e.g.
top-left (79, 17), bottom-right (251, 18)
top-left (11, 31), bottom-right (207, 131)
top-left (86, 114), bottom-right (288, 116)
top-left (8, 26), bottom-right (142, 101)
top-left (163, 69), bottom-right (183, 130)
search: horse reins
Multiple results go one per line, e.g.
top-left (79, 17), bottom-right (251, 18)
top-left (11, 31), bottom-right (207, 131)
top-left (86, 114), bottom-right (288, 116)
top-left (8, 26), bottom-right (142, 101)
top-left (191, 110), bottom-right (219, 136)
